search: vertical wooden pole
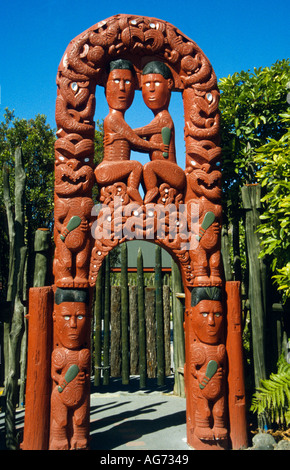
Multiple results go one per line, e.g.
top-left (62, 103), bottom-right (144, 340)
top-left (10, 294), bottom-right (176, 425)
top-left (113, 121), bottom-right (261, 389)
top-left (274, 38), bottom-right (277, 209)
top-left (21, 286), bottom-right (53, 450)
top-left (129, 286), bottom-right (139, 375)
top-left (226, 281), bottom-right (248, 449)
top-left (33, 228), bottom-right (51, 287)
top-left (3, 148), bottom-right (27, 449)
top-left (155, 246), bottom-right (165, 386)
top-left (121, 243), bottom-right (129, 384)
top-left (111, 285), bottom-right (121, 377)
top-left (241, 184), bottom-right (267, 391)
top-left (145, 287), bottom-right (156, 378)
top-left (103, 254), bottom-right (110, 385)
top-left (163, 282), bottom-right (171, 376)
top-left (172, 260), bottom-right (185, 397)
top-left (94, 265), bottom-right (103, 387)
top-left (137, 248), bottom-right (146, 388)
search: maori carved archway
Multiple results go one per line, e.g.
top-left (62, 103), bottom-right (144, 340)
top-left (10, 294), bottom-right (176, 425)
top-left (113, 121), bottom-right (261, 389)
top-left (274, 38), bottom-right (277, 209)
top-left (22, 14), bottom-right (247, 451)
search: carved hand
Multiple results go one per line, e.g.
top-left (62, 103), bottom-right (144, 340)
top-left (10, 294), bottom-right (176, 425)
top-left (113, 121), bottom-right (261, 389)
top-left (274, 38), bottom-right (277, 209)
top-left (80, 220), bottom-right (89, 232)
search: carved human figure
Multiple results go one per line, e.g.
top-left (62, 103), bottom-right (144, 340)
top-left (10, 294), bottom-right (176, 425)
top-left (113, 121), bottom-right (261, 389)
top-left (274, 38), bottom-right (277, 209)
top-left (189, 287), bottom-right (227, 441)
top-left (191, 200), bottom-right (222, 286)
top-left (94, 59), bottom-right (164, 205)
top-left (185, 159), bottom-right (222, 286)
top-left (50, 289), bottom-right (91, 450)
top-left (53, 196), bottom-right (94, 287)
top-left (53, 151), bottom-right (95, 288)
top-left (134, 61), bottom-right (186, 204)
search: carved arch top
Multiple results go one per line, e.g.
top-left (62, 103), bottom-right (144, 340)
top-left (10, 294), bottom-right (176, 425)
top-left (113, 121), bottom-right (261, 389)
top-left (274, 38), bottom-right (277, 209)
top-left (58, 14), bottom-right (216, 89)
top-left (55, 14), bottom-right (221, 161)
top-left (54, 14), bottom-right (222, 289)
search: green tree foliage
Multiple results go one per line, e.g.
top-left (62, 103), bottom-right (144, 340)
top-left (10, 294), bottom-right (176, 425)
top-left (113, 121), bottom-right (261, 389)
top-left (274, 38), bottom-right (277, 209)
top-left (253, 113), bottom-right (290, 301)
top-left (0, 109), bottom-right (55, 294)
top-left (219, 59), bottom-right (290, 218)
top-left (0, 109), bottom-right (56, 231)
top-left (0, 109), bottom-right (104, 294)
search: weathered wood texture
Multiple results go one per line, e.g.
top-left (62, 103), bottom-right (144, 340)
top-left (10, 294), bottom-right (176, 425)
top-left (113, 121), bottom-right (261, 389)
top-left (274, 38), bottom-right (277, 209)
top-left (171, 260), bottom-right (185, 397)
top-left (111, 285), bottom-right (121, 377)
top-left (163, 284), bottom-right (171, 376)
top-left (33, 229), bottom-right (51, 287)
top-left (129, 286), bottom-right (139, 375)
top-left (3, 148), bottom-right (27, 449)
top-left (103, 255), bottom-right (110, 385)
top-left (155, 246), bottom-right (165, 386)
top-left (145, 287), bottom-right (157, 379)
top-left (137, 248), bottom-right (146, 388)
top-left (121, 244), bottom-right (129, 384)
top-left (241, 184), bottom-right (267, 389)
top-left (93, 266), bottom-right (102, 386)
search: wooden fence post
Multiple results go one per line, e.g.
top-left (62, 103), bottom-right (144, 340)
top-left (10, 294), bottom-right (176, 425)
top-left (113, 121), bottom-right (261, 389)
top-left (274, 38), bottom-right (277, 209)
top-left (145, 287), bottom-right (156, 378)
top-left (33, 228), bottom-right (51, 287)
top-left (129, 286), bottom-right (139, 375)
top-left (94, 264), bottom-right (102, 386)
top-left (137, 248), bottom-right (146, 388)
top-left (241, 185), bottom-right (267, 389)
top-left (111, 285), bottom-right (121, 377)
top-left (121, 243), bottom-right (129, 384)
top-left (155, 246), bottom-right (165, 386)
top-left (103, 254), bottom-right (110, 385)
top-left (3, 148), bottom-right (28, 449)
top-left (172, 260), bottom-right (185, 397)
top-left (163, 283), bottom-right (171, 376)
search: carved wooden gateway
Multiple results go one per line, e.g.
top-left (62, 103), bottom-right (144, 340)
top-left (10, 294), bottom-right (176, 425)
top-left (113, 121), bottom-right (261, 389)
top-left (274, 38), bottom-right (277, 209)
top-left (22, 14), bottom-right (248, 451)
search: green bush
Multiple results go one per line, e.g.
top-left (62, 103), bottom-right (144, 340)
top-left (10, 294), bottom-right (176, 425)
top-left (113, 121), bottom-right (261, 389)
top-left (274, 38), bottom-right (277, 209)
top-left (253, 113), bottom-right (290, 302)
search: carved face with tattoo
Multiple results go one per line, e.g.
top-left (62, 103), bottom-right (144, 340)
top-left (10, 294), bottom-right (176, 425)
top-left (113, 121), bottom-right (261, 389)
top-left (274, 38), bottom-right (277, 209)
top-left (53, 302), bottom-right (89, 350)
top-left (141, 73), bottom-right (173, 113)
top-left (141, 60), bottom-right (173, 113)
top-left (192, 300), bottom-right (223, 344)
top-left (105, 64), bottom-right (135, 112)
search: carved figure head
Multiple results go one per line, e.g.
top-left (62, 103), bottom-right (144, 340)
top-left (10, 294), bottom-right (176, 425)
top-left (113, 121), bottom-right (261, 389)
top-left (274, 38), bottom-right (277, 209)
top-left (54, 288), bottom-right (90, 349)
top-left (191, 287), bottom-right (223, 344)
top-left (141, 61), bottom-right (173, 112)
top-left (105, 59), bottom-right (136, 112)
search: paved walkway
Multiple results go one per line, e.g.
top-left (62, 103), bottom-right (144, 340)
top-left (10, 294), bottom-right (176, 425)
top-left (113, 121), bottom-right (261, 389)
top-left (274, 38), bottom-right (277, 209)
top-left (0, 376), bottom-right (192, 451)
top-left (90, 376), bottom-right (191, 451)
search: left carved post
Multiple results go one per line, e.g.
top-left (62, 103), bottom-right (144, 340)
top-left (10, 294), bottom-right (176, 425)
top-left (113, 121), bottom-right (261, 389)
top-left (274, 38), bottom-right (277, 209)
top-left (21, 286), bottom-right (53, 450)
top-left (49, 31), bottom-right (98, 449)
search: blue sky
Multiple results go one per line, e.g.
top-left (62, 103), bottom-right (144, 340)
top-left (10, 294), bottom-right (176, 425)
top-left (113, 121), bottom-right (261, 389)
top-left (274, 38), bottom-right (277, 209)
top-left (1, 0), bottom-right (289, 167)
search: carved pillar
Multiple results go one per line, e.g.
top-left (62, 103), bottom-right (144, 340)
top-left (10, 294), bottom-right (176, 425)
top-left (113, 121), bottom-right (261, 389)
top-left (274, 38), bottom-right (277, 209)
top-left (21, 287), bottom-right (53, 450)
top-left (50, 28), bottom-right (97, 449)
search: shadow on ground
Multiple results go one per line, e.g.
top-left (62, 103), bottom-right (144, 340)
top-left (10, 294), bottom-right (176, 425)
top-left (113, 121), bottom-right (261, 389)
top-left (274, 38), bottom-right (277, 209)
top-left (89, 375), bottom-right (189, 450)
top-left (0, 375), bottom-right (190, 451)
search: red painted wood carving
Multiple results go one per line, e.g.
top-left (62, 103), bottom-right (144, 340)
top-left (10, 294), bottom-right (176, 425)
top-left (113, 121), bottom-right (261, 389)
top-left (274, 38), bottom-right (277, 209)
top-left (49, 289), bottom-right (91, 450)
top-left (22, 13), bottom-right (247, 451)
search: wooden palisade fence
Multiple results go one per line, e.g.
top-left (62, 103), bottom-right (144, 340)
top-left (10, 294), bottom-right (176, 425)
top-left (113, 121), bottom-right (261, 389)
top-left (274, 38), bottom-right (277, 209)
top-left (92, 243), bottom-right (185, 395)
